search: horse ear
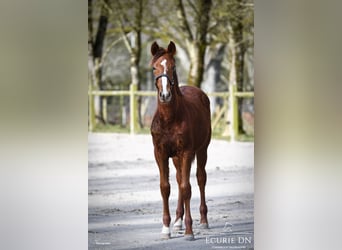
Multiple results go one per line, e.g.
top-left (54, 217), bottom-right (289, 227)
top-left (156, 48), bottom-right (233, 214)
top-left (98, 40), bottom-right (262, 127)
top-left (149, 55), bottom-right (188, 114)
top-left (151, 41), bottom-right (159, 56)
top-left (167, 41), bottom-right (176, 56)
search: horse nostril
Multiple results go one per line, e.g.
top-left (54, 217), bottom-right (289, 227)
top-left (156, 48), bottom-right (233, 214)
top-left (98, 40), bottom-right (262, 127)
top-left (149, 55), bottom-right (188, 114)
top-left (159, 91), bottom-right (170, 101)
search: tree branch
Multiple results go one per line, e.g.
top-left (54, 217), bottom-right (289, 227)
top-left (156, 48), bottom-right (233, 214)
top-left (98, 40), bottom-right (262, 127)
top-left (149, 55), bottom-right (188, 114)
top-left (176, 0), bottom-right (194, 41)
top-left (112, 1), bottom-right (133, 54)
top-left (101, 0), bottom-right (112, 15)
top-left (88, 0), bottom-right (93, 44)
top-left (99, 37), bottom-right (123, 68)
top-left (186, 0), bottom-right (199, 16)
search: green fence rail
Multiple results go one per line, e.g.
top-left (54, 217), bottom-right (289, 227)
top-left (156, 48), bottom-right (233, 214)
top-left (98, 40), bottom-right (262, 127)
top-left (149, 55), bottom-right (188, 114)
top-left (88, 84), bottom-right (253, 141)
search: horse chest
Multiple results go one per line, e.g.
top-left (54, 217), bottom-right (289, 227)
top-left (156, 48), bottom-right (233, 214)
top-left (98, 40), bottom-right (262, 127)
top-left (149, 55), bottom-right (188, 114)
top-left (151, 126), bottom-right (188, 157)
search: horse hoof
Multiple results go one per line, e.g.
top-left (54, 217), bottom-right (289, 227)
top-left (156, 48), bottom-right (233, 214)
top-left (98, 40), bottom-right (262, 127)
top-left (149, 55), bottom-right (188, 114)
top-left (184, 234), bottom-right (194, 241)
top-left (161, 233), bottom-right (171, 240)
top-left (161, 225), bottom-right (170, 239)
top-left (199, 223), bottom-right (209, 229)
top-left (173, 218), bottom-right (183, 232)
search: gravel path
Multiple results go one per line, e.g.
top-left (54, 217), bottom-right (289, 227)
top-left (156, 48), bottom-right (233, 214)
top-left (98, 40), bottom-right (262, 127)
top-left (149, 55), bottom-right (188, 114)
top-left (88, 133), bottom-right (254, 249)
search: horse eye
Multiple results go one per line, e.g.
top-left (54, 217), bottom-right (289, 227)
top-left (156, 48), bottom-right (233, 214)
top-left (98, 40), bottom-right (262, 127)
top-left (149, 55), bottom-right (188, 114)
top-left (152, 67), bottom-right (156, 70)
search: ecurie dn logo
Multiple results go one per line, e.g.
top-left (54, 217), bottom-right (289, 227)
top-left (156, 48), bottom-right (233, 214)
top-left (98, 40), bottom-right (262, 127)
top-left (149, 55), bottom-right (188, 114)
top-left (206, 222), bottom-right (254, 249)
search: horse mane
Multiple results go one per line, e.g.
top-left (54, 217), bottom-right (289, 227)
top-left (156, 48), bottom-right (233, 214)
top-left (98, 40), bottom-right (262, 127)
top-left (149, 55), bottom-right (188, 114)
top-left (173, 70), bottom-right (183, 96)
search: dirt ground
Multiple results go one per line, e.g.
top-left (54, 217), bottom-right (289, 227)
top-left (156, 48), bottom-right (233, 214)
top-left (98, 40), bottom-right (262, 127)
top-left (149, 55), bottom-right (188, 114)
top-left (88, 133), bottom-right (254, 250)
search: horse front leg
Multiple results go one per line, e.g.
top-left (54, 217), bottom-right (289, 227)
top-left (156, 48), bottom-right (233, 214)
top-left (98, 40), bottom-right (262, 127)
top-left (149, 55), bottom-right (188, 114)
top-left (172, 156), bottom-right (184, 232)
top-left (155, 149), bottom-right (171, 239)
top-left (180, 152), bottom-right (195, 240)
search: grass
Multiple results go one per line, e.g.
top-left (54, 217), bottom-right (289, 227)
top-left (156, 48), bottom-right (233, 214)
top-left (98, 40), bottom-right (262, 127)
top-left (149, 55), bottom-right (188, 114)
top-left (236, 134), bottom-right (254, 142)
top-left (92, 123), bottom-right (150, 134)
top-left (92, 123), bottom-right (130, 133)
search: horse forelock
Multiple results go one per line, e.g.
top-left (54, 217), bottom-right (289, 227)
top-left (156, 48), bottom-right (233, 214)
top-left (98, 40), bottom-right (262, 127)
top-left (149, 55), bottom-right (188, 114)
top-left (151, 49), bottom-right (166, 64)
top-left (151, 48), bottom-right (168, 65)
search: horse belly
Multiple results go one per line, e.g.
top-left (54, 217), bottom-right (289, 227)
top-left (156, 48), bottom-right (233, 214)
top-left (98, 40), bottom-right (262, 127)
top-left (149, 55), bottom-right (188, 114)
top-left (184, 105), bottom-right (211, 151)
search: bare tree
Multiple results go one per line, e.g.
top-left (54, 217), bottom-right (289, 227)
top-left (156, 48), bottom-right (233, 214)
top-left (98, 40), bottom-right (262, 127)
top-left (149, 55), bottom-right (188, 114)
top-left (209, 0), bottom-right (254, 133)
top-left (145, 0), bottom-right (212, 87)
top-left (110, 0), bottom-right (146, 128)
top-left (88, 0), bottom-right (254, 134)
top-left (88, 0), bottom-right (111, 124)
top-left (176, 0), bottom-right (212, 87)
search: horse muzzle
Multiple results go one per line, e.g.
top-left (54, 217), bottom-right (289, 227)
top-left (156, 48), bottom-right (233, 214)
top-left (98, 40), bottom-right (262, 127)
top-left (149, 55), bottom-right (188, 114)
top-left (159, 91), bottom-right (172, 103)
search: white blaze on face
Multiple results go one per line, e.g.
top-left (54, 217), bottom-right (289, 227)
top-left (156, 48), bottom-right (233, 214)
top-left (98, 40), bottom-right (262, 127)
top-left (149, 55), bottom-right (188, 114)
top-left (160, 59), bottom-right (168, 95)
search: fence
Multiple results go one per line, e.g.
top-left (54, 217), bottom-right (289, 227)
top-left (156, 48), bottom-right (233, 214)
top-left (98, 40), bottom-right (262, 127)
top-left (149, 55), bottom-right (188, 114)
top-left (88, 83), bottom-right (253, 141)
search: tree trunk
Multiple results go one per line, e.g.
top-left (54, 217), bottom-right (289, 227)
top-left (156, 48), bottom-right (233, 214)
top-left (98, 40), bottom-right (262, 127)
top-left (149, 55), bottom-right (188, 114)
top-left (115, 0), bottom-right (144, 130)
top-left (232, 20), bottom-right (246, 133)
top-left (233, 22), bottom-right (245, 91)
top-left (130, 51), bottom-right (144, 129)
top-left (227, 17), bottom-right (246, 135)
top-left (133, 1), bottom-right (144, 128)
top-left (228, 34), bottom-right (237, 87)
top-left (130, 54), bottom-right (139, 86)
top-left (227, 23), bottom-right (237, 138)
top-left (88, 0), bottom-right (102, 125)
top-left (176, 0), bottom-right (211, 88)
top-left (187, 42), bottom-right (206, 87)
top-left (203, 44), bottom-right (226, 114)
top-left (88, 0), bottom-right (110, 125)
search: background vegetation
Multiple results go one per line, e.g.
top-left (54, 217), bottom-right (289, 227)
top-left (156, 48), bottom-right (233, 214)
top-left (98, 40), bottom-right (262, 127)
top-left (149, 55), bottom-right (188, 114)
top-left (88, 0), bottom-right (254, 138)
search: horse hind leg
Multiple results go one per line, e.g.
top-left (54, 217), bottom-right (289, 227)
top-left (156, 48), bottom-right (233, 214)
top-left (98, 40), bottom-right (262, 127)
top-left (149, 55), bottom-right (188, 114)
top-left (196, 148), bottom-right (209, 229)
top-left (179, 154), bottom-right (195, 240)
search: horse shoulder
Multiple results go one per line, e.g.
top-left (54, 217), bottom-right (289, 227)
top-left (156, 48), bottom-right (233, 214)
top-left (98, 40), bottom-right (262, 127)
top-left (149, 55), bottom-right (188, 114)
top-left (151, 114), bottom-right (160, 134)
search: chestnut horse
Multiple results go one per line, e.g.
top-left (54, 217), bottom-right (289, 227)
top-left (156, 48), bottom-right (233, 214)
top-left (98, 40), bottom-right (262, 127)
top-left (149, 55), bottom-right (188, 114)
top-left (150, 41), bottom-right (211, 240)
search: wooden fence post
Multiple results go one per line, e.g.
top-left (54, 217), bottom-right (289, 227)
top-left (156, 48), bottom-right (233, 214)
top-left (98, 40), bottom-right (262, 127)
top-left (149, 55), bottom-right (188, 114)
top-left (88, 84), bottom-right (95, 132)
top-left (130, 83), bottom-right (138, 134)
top-left (102, 97), bottom-right (107, 123)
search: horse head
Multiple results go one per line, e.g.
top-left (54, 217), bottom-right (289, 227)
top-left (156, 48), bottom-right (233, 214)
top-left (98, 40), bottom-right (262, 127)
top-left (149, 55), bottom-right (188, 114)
top-left (151, 41), bottom-right (177, 103)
